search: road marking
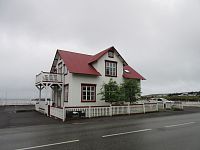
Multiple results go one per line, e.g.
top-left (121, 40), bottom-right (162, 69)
top-left (102, 128), bottom-right (152, 138)
top-left (164, 122), bottom-right (196, 128)
top-left (72, 122), bottom-right (88, 125)
top-left (15, 139), bottom-right (79, 150)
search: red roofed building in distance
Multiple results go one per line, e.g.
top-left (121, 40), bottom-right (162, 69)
top-left (35, 46), bottom-right (145, 111)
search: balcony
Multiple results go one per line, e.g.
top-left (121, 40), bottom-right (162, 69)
top-left (35, 72), bottom-right (63, 85)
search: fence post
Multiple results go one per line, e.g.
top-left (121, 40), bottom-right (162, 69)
top-left (156, 103), bottom-right (159, 111)
top-left (143, 103), bottom-right (146, 114)
top-left (128, 104), bottom-right (130, 115)
top-left (181, 102), bottom-right (184, 110)
top-left (62, 107), bottom-right (65, 122)
top-left (88, 106), bottom-right (91, 118)
top-left (109, 104), bottom-right (112, 116)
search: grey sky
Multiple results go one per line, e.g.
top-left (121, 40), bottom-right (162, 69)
top-left (0, 0), bottom-right (200, 99)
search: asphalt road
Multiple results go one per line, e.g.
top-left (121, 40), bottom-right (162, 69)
top-left (0, 106), bottom-right (200, 150)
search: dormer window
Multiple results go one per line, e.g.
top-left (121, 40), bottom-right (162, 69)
top-left (108, 51), bottom-right (114, 58)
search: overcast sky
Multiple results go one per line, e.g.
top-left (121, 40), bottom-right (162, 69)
top-left (0, 0), bottom-right (200, 99)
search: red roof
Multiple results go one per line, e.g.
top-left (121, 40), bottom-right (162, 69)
top-left (58, 50), bottom-right (101, 76)
top-left (123, 65), bottom-right (145, 80)
top-left (88, 47), bottom-right (112, 64)
top-left (55, 47), bottom-right (145, 80)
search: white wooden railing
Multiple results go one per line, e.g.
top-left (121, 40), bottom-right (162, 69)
top-left (182, 101), bottom-right (200, 107)
top-left (35, 102), bottom-right (184, 121)
top-left (144, 103), bottom-right (158, 112)
top-left (157, 102), bottom-right (164, 110)
top-left (130, 104), bottom-right (144, 114)
top-left (35, 100), bottom-right (48, 114)
top-left (50, 107), bottom-right (64, 120)
top-left (112, 105), bottom-right (129, 115)
top-left (65, 103), bottom-right (159, 119)
top-left (172, 101), bottom-right (184, 110)
top-left (166, 102), bottom-right (174, 109)
top-left (36, 72), bottom-right (62, 84)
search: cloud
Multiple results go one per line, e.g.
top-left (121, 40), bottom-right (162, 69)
top-left (0, 0), bottom-right (200, 98)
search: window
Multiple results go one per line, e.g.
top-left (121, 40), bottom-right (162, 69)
top-left (81, 84), bottom-right (96, 102)
top-left (105, 60), bottom-right (117, 77)
top-left (63, 65), bottom-right (68, 75)
top-left (58, 62), bottom-right (62, 74)
top-left (108, 51), bottom-right (114, 58)
top-left (64, 84), bottom-right (69, 102)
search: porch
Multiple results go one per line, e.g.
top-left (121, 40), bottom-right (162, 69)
top-left (35, 71), bottom-right (64, 116)
top-left (35, 71), bottom-right (63, 85)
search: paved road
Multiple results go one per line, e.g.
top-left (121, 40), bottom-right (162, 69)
top-left (0, 107), bottom-right (200, 150)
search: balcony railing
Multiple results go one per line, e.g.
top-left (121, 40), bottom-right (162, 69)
top-left (36, 72), bottom-right (63, 84)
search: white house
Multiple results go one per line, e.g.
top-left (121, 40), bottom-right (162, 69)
top-left (35, 46), bottom-right (145, 110)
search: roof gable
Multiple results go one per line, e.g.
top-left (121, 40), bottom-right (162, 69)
top-left (50, 46), bottom-right (145, 80)
top-left (88, 46), bottom-right (128, 65)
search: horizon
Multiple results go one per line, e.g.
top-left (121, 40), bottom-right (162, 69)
top-left (1, 0), bottom-right (200, 98)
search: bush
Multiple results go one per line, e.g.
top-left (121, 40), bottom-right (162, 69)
top-left (98, 78), bottom-right (141, 104)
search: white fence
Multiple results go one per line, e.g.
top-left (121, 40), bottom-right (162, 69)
top-left (157, 102), bottom-right (164, 110)
top-left (90, 106), bottom-right (111, 117)
top-left (172, 101), bottom-right (183, 110)
top-left (35, 101), bottom-right (48, 114)
top-left (166, 102), bottom-right (173, 109)
top-left (157, 101), bottom-right (183, 110)
top-left (130, 104), bottom-right (144, 114)
top-left (35, 102), bottom-right (184, 121)
top-left (50, 107), bottom-right (64, 120)
top-left (144, 103), bottom-right (158, 112)
top-left (65, 103), bottom-right (158, 119)
top-left (182, 101), bottom-right (200, 107)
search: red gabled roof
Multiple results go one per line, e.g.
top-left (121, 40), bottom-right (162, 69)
top-left (123, 65), bottom-right (145, 80)
top-left (88, 46), bottom-right (128, 65)
top-left (58, 50), bottom-right (101, 76)
top-left (88, 47), bottom-right (112, 64)
top-left (53, 47), bottom-right (145, 80)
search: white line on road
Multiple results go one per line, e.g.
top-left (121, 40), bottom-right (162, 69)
top-left (72, 122), bottom-right (88, 125)
top-left (164, 122), bottom-right (196, 128)
top-left (102, 128), bottom-right (152, 138)
top-left (15, 139), bottom-right (79, 150)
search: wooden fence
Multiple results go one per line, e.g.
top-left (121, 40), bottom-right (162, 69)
top-left (65, 103), bottom-right (158, 120)
top-left (35, 101), bottom-right (183, 122)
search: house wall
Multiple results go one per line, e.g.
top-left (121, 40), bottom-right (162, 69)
top-left (63, 51), bottom-right (126, 107)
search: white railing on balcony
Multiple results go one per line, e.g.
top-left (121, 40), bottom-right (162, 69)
top-left (36, 72), bottom-right (62, 84)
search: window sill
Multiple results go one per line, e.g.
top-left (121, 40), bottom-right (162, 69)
top-left (81, 100), bottom-right (96, 102)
